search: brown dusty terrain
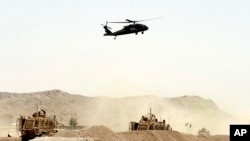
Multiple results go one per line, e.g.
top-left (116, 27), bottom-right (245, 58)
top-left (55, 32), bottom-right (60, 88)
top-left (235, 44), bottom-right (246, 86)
top-left (0, 126), bottom-right (229, 141)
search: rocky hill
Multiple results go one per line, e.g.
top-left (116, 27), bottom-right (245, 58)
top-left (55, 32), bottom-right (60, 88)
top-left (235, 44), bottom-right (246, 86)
top-left (0, 89), bottom-right (235, 135)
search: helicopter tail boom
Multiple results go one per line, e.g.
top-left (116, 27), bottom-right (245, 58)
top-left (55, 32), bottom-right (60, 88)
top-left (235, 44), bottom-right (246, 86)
top-left (103, 26), bottom-right (112, 35)
top-left (101, 22), bottom-right (113, 36)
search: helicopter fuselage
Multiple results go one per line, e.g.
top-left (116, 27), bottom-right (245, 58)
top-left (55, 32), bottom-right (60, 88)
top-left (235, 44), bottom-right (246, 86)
top-left (104, 23), bottom-right (148, 37)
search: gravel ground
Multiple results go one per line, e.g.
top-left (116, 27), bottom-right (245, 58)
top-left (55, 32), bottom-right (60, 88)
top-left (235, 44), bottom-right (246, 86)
top-left (0, 126), bottom-right (229, 141)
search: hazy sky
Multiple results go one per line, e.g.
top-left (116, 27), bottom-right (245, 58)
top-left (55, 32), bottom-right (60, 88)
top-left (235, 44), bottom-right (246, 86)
top-left (0, 0), bottom-right (250, 116)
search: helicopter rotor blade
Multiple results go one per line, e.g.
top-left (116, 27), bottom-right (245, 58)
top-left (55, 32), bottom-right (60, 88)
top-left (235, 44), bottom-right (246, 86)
top-left (105, 17), bottom-right (162, 24)
top-left (125, 19), bottom-right (134, 22)
top-left (108, 21), bottom-right (130, 23)
top-left (128, 17), bottom-right (162, 23)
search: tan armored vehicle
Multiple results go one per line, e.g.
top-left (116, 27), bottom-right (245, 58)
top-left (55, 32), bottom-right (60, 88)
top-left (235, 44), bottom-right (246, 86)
top-left (17, 109), bottom-right (58, 141)
top-left (129, 108), bottom-right (172, 130)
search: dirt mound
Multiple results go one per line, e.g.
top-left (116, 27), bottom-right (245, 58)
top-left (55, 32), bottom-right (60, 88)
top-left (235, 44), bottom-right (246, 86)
top-left (119, 130), bottom-right (213, 141)
top-left (55, 126), bottom-right (122, 141)
top-left (0, 125), bottom-right (229, 141)
top-left (80, 126), bottom-right (121, 141)
top-left (210, 135), bottom-right (229, 141)
top-left (53, 126), bottom-right (229, 141)
top-left (30, 137), bottom-right (94, 141)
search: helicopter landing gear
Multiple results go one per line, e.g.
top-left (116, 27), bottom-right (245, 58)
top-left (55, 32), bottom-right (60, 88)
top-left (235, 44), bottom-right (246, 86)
top-left (114, 36), bottom-right (117, 40)
top-left (135, 32), bottom-right (138, 35)
top-left (141, 32), bottom-right (144, 34)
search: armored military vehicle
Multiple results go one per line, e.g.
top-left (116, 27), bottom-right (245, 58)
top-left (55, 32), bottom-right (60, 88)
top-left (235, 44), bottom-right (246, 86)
top-left (17, 109), bottom-right (58, 141)
top-left (129, 108), bottom-right (171, 130)
top-left (198, 127), bottom-right (210, 136)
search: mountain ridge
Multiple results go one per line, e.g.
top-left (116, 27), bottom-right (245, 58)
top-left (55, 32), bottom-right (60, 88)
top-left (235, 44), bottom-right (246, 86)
top-left (0, 89), bottom-right (235, 134)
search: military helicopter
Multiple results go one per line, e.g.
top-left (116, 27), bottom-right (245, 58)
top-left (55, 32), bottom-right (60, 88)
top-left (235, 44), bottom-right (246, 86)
top-left (101, 18), bottom-right (161, 39)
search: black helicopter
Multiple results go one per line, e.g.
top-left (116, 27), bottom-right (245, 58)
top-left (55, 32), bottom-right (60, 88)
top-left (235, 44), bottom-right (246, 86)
top-left (101, 18), bottom-right (161, 39)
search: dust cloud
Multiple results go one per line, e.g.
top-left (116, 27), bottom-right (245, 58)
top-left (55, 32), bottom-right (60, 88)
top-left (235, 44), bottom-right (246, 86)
top-left (73, 95), bottom-right (233, 135)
